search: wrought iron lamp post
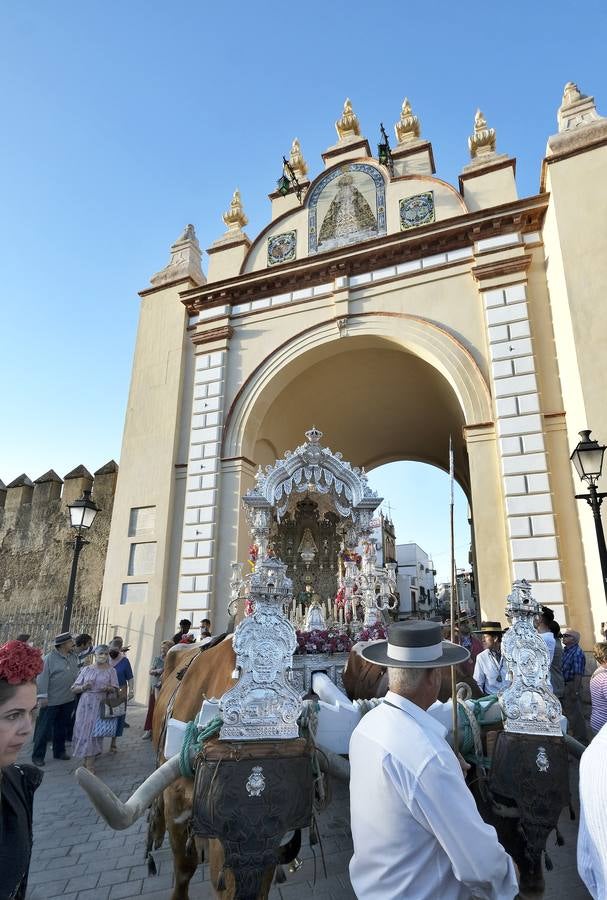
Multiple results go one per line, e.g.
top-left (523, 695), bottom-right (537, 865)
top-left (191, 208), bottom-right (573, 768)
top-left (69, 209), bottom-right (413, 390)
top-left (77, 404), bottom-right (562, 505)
top-left (61, 490), bottom-right (100, 632)
top-left (571, 429), bottom-right (607, 604)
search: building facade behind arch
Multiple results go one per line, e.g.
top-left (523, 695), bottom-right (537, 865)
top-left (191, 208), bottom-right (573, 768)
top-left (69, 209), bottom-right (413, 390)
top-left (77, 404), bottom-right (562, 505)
top-left (98, 88), bottom-right (607, 697)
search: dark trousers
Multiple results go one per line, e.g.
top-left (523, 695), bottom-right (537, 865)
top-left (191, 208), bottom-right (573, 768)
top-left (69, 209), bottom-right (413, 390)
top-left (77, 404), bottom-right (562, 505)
top-left (32, 700), bottom-right (76, 761)
top-left (562, 681), bottom-right (588, 743)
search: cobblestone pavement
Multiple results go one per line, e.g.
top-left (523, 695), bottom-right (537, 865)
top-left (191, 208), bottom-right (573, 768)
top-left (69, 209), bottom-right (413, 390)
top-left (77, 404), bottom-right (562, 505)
top-left (23, 704), bottom-right (589, 899)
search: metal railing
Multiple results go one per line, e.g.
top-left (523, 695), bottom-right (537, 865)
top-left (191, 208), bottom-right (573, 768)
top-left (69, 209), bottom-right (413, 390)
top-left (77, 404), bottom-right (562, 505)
top-left (0, 604), bottom-right (115, 653)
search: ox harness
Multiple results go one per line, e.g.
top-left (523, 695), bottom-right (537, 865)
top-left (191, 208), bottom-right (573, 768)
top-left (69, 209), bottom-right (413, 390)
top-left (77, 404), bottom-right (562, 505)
top-left (147, 639), bottom-right (322, 898)
top-left (192, 737), bottom-right (314, 899)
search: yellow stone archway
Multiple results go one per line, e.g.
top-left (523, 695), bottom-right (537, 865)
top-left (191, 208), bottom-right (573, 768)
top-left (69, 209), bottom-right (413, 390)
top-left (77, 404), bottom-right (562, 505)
top-left (217, 313), bottom-right (510, 626)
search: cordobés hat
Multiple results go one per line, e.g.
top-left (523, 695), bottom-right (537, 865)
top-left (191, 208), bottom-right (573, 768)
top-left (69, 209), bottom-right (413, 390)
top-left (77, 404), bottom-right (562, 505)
top-left (54, 632), bottom-right (73, 646)
top-left (361, 620), bottom-right (470, 669)
top-left (473, 621), bottom-right (504, 636)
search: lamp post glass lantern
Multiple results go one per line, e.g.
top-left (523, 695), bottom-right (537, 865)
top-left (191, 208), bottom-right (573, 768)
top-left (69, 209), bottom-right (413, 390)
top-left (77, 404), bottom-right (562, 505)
top-left (61, 490), bottom-right (100, 632)
top-left (571, 429), bottom-right (607, 605)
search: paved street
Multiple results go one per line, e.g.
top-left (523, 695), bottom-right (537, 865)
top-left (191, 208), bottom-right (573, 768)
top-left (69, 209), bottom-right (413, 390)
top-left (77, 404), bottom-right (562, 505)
top-left (23, 704), bottom-right (590, 900)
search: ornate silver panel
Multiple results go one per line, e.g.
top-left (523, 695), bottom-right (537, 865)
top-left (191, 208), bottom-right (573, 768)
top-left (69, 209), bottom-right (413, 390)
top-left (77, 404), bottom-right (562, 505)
top-left (220, 558), bottom-right (302, 740)
top-left (242, 428), bottom-right (382, 557)
top-left (500, 579), bottom-right (563, 736)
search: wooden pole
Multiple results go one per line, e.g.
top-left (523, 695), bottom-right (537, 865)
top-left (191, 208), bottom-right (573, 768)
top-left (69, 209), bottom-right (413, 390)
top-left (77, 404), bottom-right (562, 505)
top-left (449, 437), bottom-right (459, 752)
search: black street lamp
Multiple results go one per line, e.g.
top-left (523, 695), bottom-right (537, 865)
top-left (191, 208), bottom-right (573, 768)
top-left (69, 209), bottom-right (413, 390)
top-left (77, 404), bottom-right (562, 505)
top-left (571, 429), bottom-right (607, 604)
top-left (61, 489), bottom-right (100, 632)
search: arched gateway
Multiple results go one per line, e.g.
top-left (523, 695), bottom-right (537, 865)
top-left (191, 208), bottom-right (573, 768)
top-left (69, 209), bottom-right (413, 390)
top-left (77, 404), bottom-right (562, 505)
top-left (100, 89), bottom-right (607, 697)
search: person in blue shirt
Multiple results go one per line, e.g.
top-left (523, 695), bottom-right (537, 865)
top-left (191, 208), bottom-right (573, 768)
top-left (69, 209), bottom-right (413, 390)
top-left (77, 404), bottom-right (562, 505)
top-left (562, 628), bottom-right (587, 743)
top-left (108, 642), bottom-right (134, 751)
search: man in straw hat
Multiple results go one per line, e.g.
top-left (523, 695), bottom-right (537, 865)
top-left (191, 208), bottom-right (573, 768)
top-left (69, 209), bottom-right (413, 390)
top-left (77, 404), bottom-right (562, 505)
top-left (473, 622), bottom-right (510, 696)
top-left (349, 620), bottom-right (518, 899)
top-left (31, 632), bottom-right (79, 766)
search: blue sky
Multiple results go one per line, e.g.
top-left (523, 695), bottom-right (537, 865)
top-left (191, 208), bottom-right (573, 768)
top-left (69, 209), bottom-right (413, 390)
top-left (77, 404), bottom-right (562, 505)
top-left (1, 2), bottom-right (605, 580)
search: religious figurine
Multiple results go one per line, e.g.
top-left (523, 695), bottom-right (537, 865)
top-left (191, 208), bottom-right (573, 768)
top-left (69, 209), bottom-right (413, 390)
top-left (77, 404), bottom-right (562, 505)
top-left (305, 593), bottom-right (326, 631)
top-left (297, 582), bottom-right (314, 608)
top-left (298, 528), bottom-right (318, 566)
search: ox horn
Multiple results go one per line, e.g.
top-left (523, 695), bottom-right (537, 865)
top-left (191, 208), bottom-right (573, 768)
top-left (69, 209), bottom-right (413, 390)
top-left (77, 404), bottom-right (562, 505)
top-left (75, 754), bottom-right (181, 830)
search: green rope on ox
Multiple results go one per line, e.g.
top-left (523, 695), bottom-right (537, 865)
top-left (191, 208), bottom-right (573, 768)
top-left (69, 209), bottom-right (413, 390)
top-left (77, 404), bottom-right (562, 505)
top-left (179, 715), bottom-right (223, 779)
top-left (458, 694), bottom-right (500, 767)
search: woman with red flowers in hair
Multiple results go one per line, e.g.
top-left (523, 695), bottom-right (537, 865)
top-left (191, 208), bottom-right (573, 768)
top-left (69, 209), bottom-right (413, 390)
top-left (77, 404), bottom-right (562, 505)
top-left (0, 640), bottom-right (44, 900)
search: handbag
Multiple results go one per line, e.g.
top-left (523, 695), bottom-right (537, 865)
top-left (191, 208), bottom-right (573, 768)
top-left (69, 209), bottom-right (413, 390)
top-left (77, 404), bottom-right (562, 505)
top-left (92, 716), bottom-right (117, 738)
top-left (100, 700), bottom-right (127, 719)
top-left (105, 685), bottom-right (128, 709)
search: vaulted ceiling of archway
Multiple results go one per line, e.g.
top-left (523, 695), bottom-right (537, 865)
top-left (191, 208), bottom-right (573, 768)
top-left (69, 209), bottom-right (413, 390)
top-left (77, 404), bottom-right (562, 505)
top-left (253, 336), bottom-right (471, 496)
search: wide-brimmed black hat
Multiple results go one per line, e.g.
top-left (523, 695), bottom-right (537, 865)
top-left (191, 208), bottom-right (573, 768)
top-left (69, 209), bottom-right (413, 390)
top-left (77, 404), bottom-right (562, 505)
top-left (361, 620), bottom-right (470, 669)
top-left (473, 621), bottom-right (504, 635)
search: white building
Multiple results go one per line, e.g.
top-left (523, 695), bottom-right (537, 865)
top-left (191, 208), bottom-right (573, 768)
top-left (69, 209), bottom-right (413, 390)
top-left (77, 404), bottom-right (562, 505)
top-left (396, 543), bottom-right (436, 616)
top-left (437, 571), bottom-right (476, 618)
top-left (369, 513), bottom-right (396, 567)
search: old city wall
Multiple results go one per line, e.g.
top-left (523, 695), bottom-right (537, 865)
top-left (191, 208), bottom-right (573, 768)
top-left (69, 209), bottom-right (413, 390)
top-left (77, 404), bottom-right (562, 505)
top-left (0, 462), bottom-right (118, 644)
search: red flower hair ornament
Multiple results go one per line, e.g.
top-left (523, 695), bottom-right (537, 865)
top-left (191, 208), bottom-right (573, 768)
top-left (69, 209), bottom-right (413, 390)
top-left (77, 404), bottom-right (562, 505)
top-left (0, 641), bottom-right (44, 685)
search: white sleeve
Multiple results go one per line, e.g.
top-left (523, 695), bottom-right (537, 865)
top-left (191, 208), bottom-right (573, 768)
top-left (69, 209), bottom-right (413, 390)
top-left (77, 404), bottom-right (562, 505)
top-left (410, 752), bottom-right (518, 900)
top-left (577, 802), bottom-right (598, 899)
top-left (473, 655), bottom-right (486, 693)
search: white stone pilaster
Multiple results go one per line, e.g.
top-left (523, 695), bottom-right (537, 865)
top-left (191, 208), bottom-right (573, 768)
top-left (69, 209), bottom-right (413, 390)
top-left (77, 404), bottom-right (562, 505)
top-left (481, 279), bottom-right (565, 618)
top-left (176, 349), bottom-right (226, 625)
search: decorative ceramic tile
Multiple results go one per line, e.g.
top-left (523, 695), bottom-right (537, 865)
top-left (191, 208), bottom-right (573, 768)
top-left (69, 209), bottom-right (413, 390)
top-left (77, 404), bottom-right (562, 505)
top-left (308, 163), bottom-right (386, 254)
top-left (267, 230), bottom-right (297, 267)
top-left (399, 191), bottom-right (435, 230)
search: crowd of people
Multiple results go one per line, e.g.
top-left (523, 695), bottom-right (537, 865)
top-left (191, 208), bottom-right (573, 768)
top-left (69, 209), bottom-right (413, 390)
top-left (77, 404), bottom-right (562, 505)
top-left (0, 619), bottom-right (213, 898)
top-left (1, 611), bottom-right (605, 899)
top-left (350, 618), bottom-right (607, 900)
top-left (443, 606), bottom-right (607, 744)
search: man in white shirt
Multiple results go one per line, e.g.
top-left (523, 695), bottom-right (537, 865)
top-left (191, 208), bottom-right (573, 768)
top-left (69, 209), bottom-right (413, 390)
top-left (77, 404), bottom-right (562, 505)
top-left (349, 620), bottom-right (518, 900)
top-left (536, 607), bottom-right (556, 690)
top-left (473, 622), bottom-right (510, 695)
top-left (578, 721), bottom-right (607, 898)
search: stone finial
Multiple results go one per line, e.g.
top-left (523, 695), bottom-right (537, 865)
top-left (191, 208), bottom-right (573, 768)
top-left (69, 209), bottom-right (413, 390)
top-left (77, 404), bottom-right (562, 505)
top-left (468, 109), bottom-right (496, 159)
top-left (394, 97), bottom-right (421, 144)
top-left (562, 81), bottom-right (582, 106)
top-left (289, 138), bottom-right (308, 180)
top-left (150, 223), bottom-right (205, 288)
top-left (335, 98), bottom-right (361, 141)
top-left (557, 81), bottom-right (605, 133)
top-left (222, 189), bottom-right (248, 233)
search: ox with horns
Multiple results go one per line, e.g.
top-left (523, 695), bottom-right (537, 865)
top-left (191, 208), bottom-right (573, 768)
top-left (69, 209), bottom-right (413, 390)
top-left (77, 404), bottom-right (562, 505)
top-left (75, 560), bottom-right (347, 900)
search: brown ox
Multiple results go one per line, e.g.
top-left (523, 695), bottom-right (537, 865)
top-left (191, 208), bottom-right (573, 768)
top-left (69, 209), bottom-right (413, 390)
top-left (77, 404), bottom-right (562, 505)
top-left (151, 637), bottom-right (243, 900)
top-left (76, 636), bottom-right (338, 900)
